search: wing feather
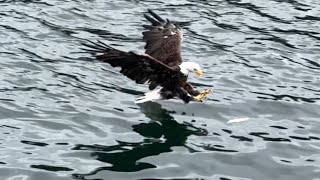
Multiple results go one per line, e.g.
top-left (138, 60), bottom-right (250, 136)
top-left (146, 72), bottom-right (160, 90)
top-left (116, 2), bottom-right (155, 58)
top-left (143, 9), bottom-right (183, 66)
top-left (82, 41), bottom-right (181, 89)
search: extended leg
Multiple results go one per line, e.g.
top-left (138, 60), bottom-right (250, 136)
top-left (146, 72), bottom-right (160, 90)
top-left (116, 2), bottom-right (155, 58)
top-left (184, 83), bottom-right (212, 102)
top-left (184, 83), bottom-right (200, 96)
top-left (176, 87), bottom-right (194, 104)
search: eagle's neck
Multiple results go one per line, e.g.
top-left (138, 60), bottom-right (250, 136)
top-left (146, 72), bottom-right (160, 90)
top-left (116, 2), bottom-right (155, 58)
top-left (178, 63), bottom-right (190, 76)
top-left (179, 68), bottom-right (189, 76)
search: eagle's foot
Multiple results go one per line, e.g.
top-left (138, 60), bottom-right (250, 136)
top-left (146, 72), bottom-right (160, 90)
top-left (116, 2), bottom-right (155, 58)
top-left (193, 89), bottom-right (212, 102)
top-left (200, 89), bottom-right (212, 95)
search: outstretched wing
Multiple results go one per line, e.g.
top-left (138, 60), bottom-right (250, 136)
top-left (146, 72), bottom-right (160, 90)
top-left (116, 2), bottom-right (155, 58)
top-left (81, 40), bottom-right (181, 89)
top-left (143, 9), bottom-right (183, 66)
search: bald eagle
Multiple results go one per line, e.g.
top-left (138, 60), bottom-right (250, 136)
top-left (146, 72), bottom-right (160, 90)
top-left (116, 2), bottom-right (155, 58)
top-left (82, 9), bottom-right (211, 103)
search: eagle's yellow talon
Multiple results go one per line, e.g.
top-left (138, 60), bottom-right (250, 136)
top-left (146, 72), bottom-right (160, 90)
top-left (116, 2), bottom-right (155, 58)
top-left (193, 95), bottom-right (203, 102)
top-left (194, 89), bottom-right (212, 102)
top-left (200, 89), bottom-right (212, 95)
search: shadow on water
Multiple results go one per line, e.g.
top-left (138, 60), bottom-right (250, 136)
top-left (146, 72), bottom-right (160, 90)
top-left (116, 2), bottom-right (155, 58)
top-left (72, 102), bottom-right (208, 179)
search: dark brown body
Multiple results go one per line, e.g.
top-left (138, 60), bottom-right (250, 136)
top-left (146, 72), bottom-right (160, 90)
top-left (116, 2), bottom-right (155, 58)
top-left (158, 72), bottom-right (200, 103)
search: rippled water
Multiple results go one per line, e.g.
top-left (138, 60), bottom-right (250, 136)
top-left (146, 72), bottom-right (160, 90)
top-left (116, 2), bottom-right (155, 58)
top-left (0, 0), bottom-right (320, 179)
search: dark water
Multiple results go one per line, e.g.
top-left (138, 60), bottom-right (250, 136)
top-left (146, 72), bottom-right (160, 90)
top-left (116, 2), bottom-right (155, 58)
top-left (0, 0), bottom-right (320, 179)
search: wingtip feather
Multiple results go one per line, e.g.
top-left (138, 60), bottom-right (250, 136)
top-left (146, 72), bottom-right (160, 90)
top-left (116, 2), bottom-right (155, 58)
top-left (81, 40), bottom-right (114, 54)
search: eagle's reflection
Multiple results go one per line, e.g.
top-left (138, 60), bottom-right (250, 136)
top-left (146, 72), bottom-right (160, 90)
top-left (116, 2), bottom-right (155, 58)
top-left (72, 102), bottom-right (207, 179)
top-left (133, 102), bottom-right (208, 145)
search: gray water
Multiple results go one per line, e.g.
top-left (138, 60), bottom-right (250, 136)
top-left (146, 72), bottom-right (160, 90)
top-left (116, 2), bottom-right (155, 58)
top-left (0, 0), bottom-right (320, 180)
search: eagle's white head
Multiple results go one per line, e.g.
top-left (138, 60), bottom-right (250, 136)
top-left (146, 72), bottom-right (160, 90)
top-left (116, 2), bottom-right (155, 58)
top-left (179, 62), bottom-right (203, 76)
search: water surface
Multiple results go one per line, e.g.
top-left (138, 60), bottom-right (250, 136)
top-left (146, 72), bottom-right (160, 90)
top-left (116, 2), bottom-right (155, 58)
top-left (0, 0), bottom-right (319, 179)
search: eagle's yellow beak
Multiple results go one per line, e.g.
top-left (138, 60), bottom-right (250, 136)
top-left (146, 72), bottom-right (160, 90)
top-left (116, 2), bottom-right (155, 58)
top-left (195, 69), bottom-right (203, 76)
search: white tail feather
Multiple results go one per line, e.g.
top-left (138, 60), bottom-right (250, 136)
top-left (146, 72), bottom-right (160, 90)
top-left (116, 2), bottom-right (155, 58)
top-left (135, 89), bottom-right (162, 103)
